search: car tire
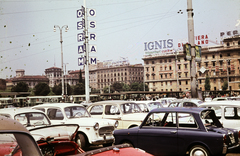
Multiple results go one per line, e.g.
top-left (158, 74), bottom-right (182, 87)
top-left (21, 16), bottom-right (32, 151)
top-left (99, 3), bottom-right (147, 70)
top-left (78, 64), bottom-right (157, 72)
top-left (122, 141), bottom-right (133, 147)
top-left (189, 145), bottom-right (210, 156)
top-left (76, 133), bottom-right (88, 150)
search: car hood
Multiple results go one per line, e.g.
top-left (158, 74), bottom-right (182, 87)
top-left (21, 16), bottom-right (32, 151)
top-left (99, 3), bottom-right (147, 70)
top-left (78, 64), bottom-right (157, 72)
top-left (66, 117), bottom-right (116, 127)
top-left (29, 124), bottom-right (79, 141)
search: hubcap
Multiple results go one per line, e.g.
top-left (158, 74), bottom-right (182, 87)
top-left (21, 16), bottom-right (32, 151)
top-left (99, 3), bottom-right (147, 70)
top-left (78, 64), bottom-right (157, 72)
top-left (193, 150), bottom-right (206, 156)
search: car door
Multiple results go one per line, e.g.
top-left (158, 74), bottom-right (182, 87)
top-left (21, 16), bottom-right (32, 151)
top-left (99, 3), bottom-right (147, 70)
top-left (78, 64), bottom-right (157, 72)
top-left (137, 112), bottom-right (178, 155)
top-left (103, 104), bottom-right (123, 129)
top-left (221, 107), bottom-right (240, 129)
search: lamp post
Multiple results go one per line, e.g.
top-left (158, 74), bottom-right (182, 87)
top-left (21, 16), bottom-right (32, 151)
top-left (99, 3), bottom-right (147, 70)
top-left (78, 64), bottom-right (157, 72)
top-left (54, 25), bottom-right (68, 101)
top-left (64, 63), bottom-right (69, 101)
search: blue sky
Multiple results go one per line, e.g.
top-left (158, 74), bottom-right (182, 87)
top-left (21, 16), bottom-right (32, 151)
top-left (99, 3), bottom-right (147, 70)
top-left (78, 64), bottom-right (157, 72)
top-left (0, 0), bottom-right (240, 79)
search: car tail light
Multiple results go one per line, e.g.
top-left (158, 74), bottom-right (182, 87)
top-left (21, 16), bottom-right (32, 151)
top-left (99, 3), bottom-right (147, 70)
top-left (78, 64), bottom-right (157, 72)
top-left (223, 134), bottom-right (227, 144)
top-left (238, 131), bottom-right (240, 138)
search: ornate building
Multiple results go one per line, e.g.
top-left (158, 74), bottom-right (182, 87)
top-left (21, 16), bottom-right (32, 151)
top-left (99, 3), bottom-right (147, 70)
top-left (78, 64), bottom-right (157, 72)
top-left (142, 36), bottom-right (240, 92)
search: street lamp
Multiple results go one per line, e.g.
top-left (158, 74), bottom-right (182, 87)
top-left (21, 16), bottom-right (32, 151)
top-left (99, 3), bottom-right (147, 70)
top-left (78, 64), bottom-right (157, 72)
top-left (64, 63), bottom-right (69, 101)
top-left (54, 25), bottom-right (68, 101)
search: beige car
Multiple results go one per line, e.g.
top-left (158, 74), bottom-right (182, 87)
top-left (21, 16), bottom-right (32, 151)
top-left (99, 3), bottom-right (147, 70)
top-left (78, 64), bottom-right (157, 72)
top-left (87, 100), bottom-right (148, 129)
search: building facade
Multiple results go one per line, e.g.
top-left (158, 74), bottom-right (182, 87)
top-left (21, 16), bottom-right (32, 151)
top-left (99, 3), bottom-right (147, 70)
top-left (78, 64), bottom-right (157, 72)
top-left (142, 36), bottom-right (240, 93)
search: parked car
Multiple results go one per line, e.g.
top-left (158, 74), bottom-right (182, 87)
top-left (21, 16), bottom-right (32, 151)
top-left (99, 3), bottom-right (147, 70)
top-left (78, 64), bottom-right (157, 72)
top-left (168, 98), bottom-right (203, 107)
top-left (200, 101), bottom-right (240, 130)
top-left (33, 103), bottom-right (118, 150)
top-left (87, 100), bottom-right (148, 129)
top-left (0, 107), bottom-right (84, 155)
top-left (113, 107), bottom-right (240, 156)
top-left (212, 97), bottom-right (232, 101)
top-left (158, 97), bottom-right (177, 107)
top-left (71, 143), bottom-right (153, 156)
top-left (0, 116), bottom-right (42, 156)
top-left (134, 101), bottom-right (164, 112)
top-left (204, 97), bottom-right (212, 102)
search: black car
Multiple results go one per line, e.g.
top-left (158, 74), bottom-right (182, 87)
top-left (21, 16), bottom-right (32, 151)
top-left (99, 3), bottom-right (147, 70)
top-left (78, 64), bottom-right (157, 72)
top-left (113, 107), bottom-right (240, 156)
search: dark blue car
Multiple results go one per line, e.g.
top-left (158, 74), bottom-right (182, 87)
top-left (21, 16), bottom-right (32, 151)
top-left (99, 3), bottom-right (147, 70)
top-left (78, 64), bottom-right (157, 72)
top-left (113, 107), bottom-right (240, 156)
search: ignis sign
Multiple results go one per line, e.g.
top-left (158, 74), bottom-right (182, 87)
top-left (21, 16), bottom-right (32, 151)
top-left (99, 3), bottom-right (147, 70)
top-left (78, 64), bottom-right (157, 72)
top-left (144, 39), bottom-right (173, 51)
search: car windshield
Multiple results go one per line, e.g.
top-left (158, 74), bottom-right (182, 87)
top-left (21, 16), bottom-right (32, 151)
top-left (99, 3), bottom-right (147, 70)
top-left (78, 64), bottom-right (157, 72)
top-left (148, 102), bottom-right (163, 110)
top-left (64, 106), bottom-right (90, 118)
top-left (14, 113), bottom-right (50, 127)
top-left (200, 110), bottom-right (222, 129)
top-left (137, 103), bottom-right (149, 112)
top-left (120, 103), bottom-right (142, 114)
top-left (168, 102), bottom-right (181, 107)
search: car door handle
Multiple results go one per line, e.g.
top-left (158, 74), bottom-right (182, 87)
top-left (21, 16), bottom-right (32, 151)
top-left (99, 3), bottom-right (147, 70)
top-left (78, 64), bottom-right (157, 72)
top-left (170, 131), bottom-right (177, 134)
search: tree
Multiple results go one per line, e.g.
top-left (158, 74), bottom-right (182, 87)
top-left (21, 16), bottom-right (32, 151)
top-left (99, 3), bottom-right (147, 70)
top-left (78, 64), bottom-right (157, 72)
top-left (122, 83), bottom-right (130, 92)
top-left (130, 82), bottom-right (140, 91)
top-left (79, 69), bottom-right (84, 84)
top-left (52, 84), bottom-right (62, 95)
top-left (204, 75), bottom-right (211, 91)
top-left (112, 82), bottom-right (123, 92)
top-left (11, 82), bottom-right (29, 92)
top-left (34, 83), bottom-right (50, 96)
top-left (73, 83), bottom-right (85, 95)
top-left (103, 86), bottom-right (114, 93)
top-left (222, 81), bottom-right (228, 91)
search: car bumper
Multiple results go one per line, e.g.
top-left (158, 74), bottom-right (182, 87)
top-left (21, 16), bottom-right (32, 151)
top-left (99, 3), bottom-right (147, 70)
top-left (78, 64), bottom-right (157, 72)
top-left (91, 135), bottom-right (115, 145)
top-left (223, 143), bottom-right (240, 154)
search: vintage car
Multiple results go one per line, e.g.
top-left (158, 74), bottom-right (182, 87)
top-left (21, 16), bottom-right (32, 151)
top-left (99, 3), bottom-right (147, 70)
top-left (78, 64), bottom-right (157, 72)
top-left (87, 100), bottom-right (148, 129)
top-left (168, 98), bottom-right (203, 108)
top-left (200, 101), bottom-right (240, 130)
top-left (72, 144), bottom-right (153, 156)
top-left (134, 101), bottom-right (164, 112)
top-left (113, 107), bottom-right (240, 156)
top-left (0, 116), bottom-right (42, 156)
top-left (157, 97), bottom-right (177, 107)
top-left (0, 107), bottom-right (84, 155)
top-left (33, 103), bottom-right (118, 150)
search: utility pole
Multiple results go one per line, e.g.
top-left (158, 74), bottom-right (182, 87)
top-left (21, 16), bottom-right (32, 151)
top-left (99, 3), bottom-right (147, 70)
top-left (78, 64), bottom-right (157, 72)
top-left (84, 0), bottom-right (90, 103)
top-left (187, 0), bottom-right (198, 98)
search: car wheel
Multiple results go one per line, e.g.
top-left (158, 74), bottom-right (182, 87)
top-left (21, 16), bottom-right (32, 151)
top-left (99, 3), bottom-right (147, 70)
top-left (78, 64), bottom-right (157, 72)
top-left (189, 145), bottom-right (210, 156)
top-left (76, 133), bottom-right (88, 150)
top-left (122, 141), bottom-right (133, 147)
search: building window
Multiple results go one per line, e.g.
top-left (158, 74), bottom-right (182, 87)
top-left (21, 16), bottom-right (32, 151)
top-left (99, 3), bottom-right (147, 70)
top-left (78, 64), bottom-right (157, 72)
top-left (152, 61), bottom-right (155, 64)
top-left (178, 65), bottom-right (181, 70)
top-left (220, 54), bottom-right (222, 58)
top-left (227, 53), bottom-right (230, 56)
top-left (213, 62), bottom-right (215, 67)
top-left (179, 81), bottom-right (181, 85)
top-left (152, 67), bottom-right (155, 72)
top-left (161, 82), bottom-right (163, 86)
top-left (169, 59), bottom-right (172, 63)
top-left (185, 64), bottom-right (187, 69)
top-left (169, 66), bottom-right (172, 70)
top-left (160, 60), bottom-right (162, 63)
top-left (153, 82), bottom-right (155, 86)
top-left (212, 55), bottom-right (215, 59)
top-left (185, 73), bottom-right (187, 77)
top-left (205, 55), bottom-right (207, 59)
top-left (186, 81), bottom-right (188, 85)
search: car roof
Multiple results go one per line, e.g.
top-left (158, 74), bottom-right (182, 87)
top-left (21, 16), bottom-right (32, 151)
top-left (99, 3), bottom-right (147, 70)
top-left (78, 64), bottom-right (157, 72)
top-left (33, 103), bottom-right (84, 109)
top-left (90, 100), bottom-right (137, 106)
top-left (0, 116), bottom-right (29, 132)
top-left (0, 107), bottom-right (45, 116)
top-left (150, 107), bottom-right (209, 114)
top-left (200, 101), bottom-right (240, 107)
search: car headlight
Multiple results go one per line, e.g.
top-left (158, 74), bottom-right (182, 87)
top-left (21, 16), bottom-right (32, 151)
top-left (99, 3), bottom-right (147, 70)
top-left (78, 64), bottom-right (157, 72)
top-left (94, 122), bottom-right (99, 130)
top-left (114, 121), bottom-right (119, 128)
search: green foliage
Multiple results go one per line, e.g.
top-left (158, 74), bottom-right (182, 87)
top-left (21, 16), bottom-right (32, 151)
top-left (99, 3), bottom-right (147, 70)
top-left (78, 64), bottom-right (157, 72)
top-left (73, 83), bottom-right (85, 95)
top-left (222, 81), bottom-right (228, 91)
top-left (122, 83), bottom-right (130, 92)
top-left (11, 82), bottom-right (29, 92)
top-left (112, 82), bottom-right (123, 92)
top-left (34, 83), bottom-right (50, 96)
top-left (52, 84), bottom-right (62, 95)
top-left (79, 69), bottom-right (84, 84)
top-left (204, 75), bottom-right (211, 91)
top-left (130, 82), bottom-right (140, 91)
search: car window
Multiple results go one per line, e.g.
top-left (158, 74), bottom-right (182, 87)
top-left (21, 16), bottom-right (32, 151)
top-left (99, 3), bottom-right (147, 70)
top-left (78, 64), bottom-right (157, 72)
top-left (15, 113), bottom-right (50, 126)
top-left (201, 110), bottom-right (222, 128)
top-left (137, 103), bottom-right (149, 112)
top-left (89, 105), bottom-right (103, 115)
top-left (168, 102), bottom-right (180, 107)
top-left (178, 113), bottom-right (198, 128)
top-left (224, 107), bottom-right (240, 119)
top-left (64, 106), bottom-right (90, 118)
top-left (47, 108), bottom-right (64, 120)
top-left (120, 103), bottom-right (141, 114)
top-left (182, 102), bottom-right (197, 107)
top-left (105, 105), bottom-right (120, 115)
top-left (207, 106), bottom-right (221, 119)
top-left (143, 112), bottom-right (176, 128)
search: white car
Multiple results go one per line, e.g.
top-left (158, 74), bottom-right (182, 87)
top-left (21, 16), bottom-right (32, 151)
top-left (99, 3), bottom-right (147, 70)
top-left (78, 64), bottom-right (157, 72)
top-left (158, 97), bottom-right (177, 107)
top-left (134, 101), bottom-right (164, 112)
top-left (0, 107), bottom-right (75, 141)
top-left (87, 100), bottom-right (148, 129)
top-left (200, 101), bottom-right (240, 130)
top-left (32, 103), bottom-right (118, 150)
top-left (168, 98), bottom-right (203, 107)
